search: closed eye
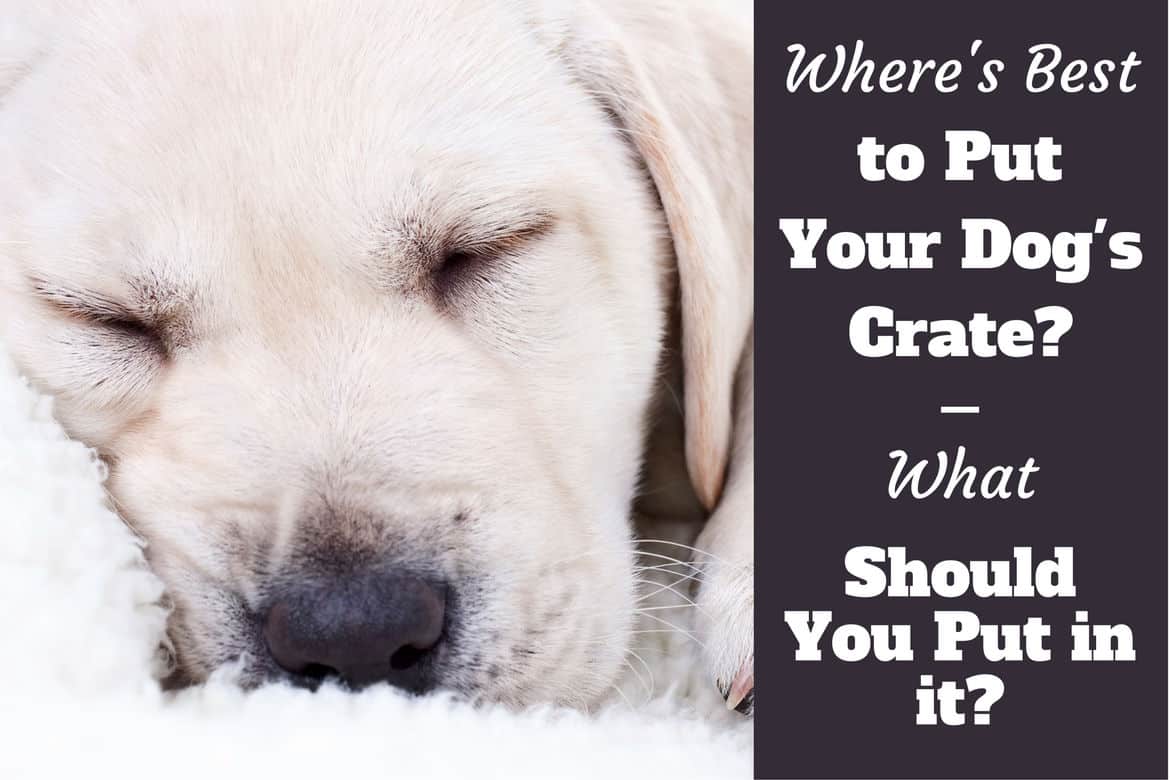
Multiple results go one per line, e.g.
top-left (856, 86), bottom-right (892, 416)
top-left (434, 212), bottom-right (555, 299)
top-left (27, 276), bottom-right (168, 354)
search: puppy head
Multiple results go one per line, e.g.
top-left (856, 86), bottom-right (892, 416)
top-left (0, 0), bottom-right (750, 707)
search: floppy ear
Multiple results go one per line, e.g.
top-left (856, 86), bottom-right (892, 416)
top-left (546, 1), bottom-right (754, 511)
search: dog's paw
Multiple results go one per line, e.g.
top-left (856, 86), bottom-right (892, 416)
top-left (691, 533), bottom-right (753, 715)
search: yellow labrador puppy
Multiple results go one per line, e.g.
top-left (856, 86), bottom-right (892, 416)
top-left (0, 0), bottom-right (753, 713)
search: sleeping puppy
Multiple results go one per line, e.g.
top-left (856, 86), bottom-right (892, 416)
top-left (0, 0), bottom-right (753, 712)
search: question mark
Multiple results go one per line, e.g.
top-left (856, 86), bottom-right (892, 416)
top-left (965, 674), bottom-right (1005, 725)
top-left (1034, 306), bottom-right (1073, 357)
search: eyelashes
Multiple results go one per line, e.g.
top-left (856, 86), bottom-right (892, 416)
top-left (74, 303), bottom-right (161, 349)
top-left (431, 214), bottom-right (556, 303)
top-left (27, 276), bottom-right (169, 357)
top-left (433, 248), bottom-right (500, 300)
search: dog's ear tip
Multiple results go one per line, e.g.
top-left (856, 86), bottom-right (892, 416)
top-left (688, 436), bottom-right (728, 513)
top-left (696, 480), bottom-right (722, 514)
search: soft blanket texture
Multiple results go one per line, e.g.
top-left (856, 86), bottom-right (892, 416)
top-left (0, 352), bottom-right (752, 779)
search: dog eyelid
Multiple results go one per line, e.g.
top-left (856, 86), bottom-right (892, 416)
top-left (431, 213), bottom-right (555, 299)
top-left (26, 275), bottom-right (166, 348)
top-left (445, 211), bottom-right (556, 261)
top-left (29, 277), bottom-right (131, 319)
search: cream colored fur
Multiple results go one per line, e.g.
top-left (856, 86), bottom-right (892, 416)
top-left (0, 0), bottom-right (752, 711)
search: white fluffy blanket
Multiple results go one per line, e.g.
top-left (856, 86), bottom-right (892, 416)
top-left (0, 352), bottom-right (752, 779)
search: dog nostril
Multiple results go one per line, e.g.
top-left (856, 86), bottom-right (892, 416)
top-left (389, 644), bottom-right (427, 671)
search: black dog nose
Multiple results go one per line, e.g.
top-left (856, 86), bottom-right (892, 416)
top-left (264, 572), bottom-right (446, 692)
